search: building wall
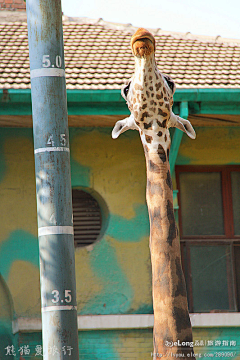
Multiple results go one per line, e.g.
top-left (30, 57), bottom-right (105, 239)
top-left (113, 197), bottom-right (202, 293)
top-left (0, 126), bottom-right (240, 359)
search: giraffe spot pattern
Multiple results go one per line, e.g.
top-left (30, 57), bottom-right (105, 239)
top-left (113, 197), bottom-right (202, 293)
top-left (162, 119), bottom-right (167, 128)
top-left (150, 100), bottom-right (157, 106)
top-left (147, 180), bottom-right (163, 197)
top-left (167, 148), bottom-right (170, 160)
top-left (149, 107), bottom-right (156, 113)
top-left (157, 131), bottom-right (163, 137)
top-left (158, 108), bottom-right (168, 117)
top-left (140, 111), bottom-right (150, 122)
top-left (134, 111), bottom-right (138, 119)
top-left (167, 200), bottom-right (176, 246)
top-left (157, 144), bottom-right (166, 163)
top-left (142, 103), bottom-right (147, 110)
top-left (145, 135), bottom-right (153, 143)
top-left (149, 86), bottom-right (153, 91)
top-left (174, 257), bottom-right (187, 298)
top-left (153, 206), bottom-right (161, 218)
top-left (166, 170), bottom-right (173, 191)
top-left (149, 160), bottom-right (161, 173)
top-left (146, 91), bottom-right (150, 98)
top-left (151, 208), bottom-right (162, 232)
top-left (156, 94), bottom-right (163, 100)
top-left (158, 274), bottom-right (170, 297)
top-left (144, 121), bottom-right (153, 129)
top-left (155, 82), bottom-right (161, 91)
top-left (165, 134), bottom-right (167, 142)
top-left (172, 307), bottom-right (192, 333)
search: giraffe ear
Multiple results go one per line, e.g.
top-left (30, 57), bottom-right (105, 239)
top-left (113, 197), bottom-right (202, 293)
top-left (169, 112), bottom-right (196, 139)
top-left (112, 114), bottom-right (138, 139)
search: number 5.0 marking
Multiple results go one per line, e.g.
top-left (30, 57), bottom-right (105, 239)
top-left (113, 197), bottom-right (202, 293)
top-left (42, 55), bottom-right (62, 68)
top-left (42, 55), bottom-right (51, 68)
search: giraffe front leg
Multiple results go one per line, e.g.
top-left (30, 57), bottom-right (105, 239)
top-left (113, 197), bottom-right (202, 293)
top-left (112, 113), bottom-right (138, 139)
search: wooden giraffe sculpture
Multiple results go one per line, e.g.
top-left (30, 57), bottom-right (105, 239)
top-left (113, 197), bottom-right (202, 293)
top-left (112, 28), bottom-right (196, 359)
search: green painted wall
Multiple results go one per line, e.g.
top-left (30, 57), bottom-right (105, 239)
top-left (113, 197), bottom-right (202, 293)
top-left (13, 328), bottom-right (240, 360)
top-left (0, 126), bottom-right (240, 359)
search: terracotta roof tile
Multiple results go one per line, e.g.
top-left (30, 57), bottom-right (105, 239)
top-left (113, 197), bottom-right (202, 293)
top-left (1, 17), bottom-right (240, 89)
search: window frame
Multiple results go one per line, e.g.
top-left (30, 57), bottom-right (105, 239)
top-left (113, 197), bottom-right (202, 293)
top-left (176, 165), bottom-right (240, 313)
top-left (176, 165), bottom-right (240, 241)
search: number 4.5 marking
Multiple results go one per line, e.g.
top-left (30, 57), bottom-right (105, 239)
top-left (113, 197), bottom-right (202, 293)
top-left (47, 134), bottom-right (54, 146)
top-left (60, 134), bottom-right (66, 146)
top-left (46, 134), bottom-right (67, 147)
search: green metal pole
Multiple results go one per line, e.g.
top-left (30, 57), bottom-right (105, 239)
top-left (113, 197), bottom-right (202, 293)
top-left (26, 1), bottom-right (79, 358)
top-left (170, 101), bottom-right (189, 174)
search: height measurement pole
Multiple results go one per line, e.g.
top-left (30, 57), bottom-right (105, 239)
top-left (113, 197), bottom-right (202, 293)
top-left (26, 1), bottom-right (79, 359)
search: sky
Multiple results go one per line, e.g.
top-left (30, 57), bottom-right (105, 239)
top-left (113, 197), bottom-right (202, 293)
top-left (61, 0), bottom-right (240, 40)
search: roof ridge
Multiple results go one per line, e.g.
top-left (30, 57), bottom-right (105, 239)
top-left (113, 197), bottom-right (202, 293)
top-left (1, 10), bottom-right (240, 46)
top-left (62, 15), bottom-right (240, 46)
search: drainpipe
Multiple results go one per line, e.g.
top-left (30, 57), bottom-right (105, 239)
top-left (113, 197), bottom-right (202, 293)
top-left (170, 101), bottom-right (189, 174)
top-left (26, 1), bottom-right (79, 358)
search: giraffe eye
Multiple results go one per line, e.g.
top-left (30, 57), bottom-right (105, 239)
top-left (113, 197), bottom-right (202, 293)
top-left (122, 82), bottom-right (131, 100)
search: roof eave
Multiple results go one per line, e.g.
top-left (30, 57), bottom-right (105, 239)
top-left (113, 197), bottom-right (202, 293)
top-left (1, 88), bottom-right (240, 117)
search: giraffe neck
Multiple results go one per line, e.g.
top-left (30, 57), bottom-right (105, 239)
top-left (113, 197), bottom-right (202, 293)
top-left (144, 148), bottom-right (194, 359)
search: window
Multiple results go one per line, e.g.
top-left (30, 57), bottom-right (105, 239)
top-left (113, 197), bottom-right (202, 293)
top-left (176, 166), bottom-right (240, 313)
top-left (72, 189), bottom-right (102, 247)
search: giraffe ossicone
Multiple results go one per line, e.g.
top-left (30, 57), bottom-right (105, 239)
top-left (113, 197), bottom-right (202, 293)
top-left (112, 27), bottom-right (196, 359)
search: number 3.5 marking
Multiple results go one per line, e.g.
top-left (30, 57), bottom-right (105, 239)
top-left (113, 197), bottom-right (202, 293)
top-left (51, 290), bottom-right (72, 303)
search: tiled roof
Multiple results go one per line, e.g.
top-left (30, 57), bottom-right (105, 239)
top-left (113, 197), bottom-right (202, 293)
top-left (1, 14), bottom-right (240, 89)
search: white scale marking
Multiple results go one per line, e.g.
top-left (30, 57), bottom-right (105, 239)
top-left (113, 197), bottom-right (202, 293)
top-left (42, 305), bottom-right (77, 312)
top-left (30, 68), bottom-right (65, 79)
top-left (38, 226), bottom-right (74, 237)
top-left (34, 147), bottom-right (70, 154)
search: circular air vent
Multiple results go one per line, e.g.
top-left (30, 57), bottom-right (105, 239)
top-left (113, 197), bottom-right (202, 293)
top-left (72, 189), bottom-right (102, 247)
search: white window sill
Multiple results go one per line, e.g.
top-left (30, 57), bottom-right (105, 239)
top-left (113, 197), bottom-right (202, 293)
top-left (12, 313), bottom-right (240, 334)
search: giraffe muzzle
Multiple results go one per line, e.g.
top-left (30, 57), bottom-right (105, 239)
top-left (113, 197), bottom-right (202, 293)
top-left (131, 28), bottom-right (155, 57)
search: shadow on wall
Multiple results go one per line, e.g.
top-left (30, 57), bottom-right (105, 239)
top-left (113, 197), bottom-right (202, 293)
top-left (0, 274), bottom-right (17, 360)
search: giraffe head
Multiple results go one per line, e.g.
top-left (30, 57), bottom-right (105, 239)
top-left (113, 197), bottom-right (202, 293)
top-left (112, 28), bottom-right (196, 159)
